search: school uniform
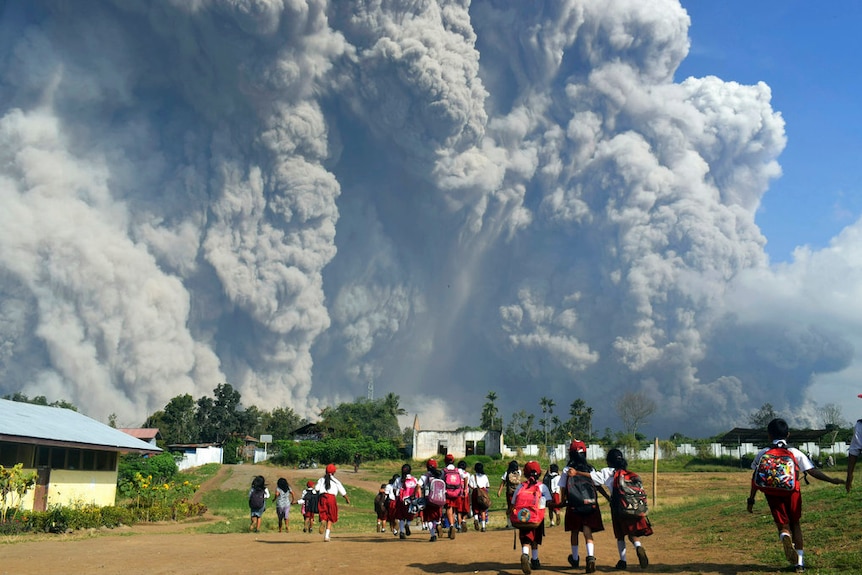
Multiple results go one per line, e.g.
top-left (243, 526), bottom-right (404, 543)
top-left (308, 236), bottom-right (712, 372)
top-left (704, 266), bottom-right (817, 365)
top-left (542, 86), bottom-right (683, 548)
top-left (589, 467), bottom-right (653, 539)
top-left (559, 466), bottom-right (604, 533)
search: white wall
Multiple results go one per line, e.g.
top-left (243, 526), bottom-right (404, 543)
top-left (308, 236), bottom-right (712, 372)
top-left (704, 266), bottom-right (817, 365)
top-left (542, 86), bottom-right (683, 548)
top-left (175, 446), bottom-right (223, 471)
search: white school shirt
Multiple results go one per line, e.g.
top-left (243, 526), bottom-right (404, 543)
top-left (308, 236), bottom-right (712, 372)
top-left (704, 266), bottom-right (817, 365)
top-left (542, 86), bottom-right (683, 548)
top-left (545, 471), bottom-right (561, 494)
top-left (510, 482), bottom-right (553, 509)
top-left (751, 440), bottom-right (815, 473)
top-left (849, 420), bottom-right (862, 457)
top-left (384, 482), bottom-right (396, 501)
top-left (469, 472), bottom-right (490, 490)
top-left (314, 475), bottom-right (347, 496)
top-left (586, 466), bottom-right (617, 491)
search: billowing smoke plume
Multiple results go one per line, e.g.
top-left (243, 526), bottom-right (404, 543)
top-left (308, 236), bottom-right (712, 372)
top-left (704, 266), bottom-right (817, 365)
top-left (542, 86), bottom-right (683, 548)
top-left (0, 0), bottom-right (857, 435)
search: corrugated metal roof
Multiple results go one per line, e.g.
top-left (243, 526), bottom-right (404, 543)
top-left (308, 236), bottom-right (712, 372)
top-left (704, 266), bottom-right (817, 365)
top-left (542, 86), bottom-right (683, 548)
top-left (0, 399), bottom-right (161, 452)
top-left (119, 428), bottom-right (160, 440)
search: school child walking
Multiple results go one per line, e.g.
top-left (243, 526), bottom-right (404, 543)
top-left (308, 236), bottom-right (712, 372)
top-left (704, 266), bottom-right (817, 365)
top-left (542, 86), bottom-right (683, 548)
top-left (273, 477), bottom-right (296, 533)
top-left (456, 460), bottom-right (471, 532)
top-left (248, 475), bottom-right (269, 533)
top-left (419, 458), bottom-right (445, 542)
top-left (299, 480), bottom-right (318, 533)
top-left (314, 463), bottom-right (351, 542)
top-left (510, 461), bottom-right (554, 575)
top-left (469, 461), bottom-right (491, 532)
top-left (374, 483), bottom-right (389, 533)
top-left (560, 440), bottom-right (606, 573)
top-left (576, 448), bottom-right (651, 570)
top-left (748, 418), bottom-right (844, 573)
top-left (385, 473), bottom-right (399, 535)
top-left (845, 398), bottom-right (862, 491)
top-left (497, 460), bottom-right (522, 528)
top-left (442, 453), bottom-right (465, 538)
top-left (543, 462), bottom-right (562, 527)
top-left (393, 463), bottom-right (420, 539)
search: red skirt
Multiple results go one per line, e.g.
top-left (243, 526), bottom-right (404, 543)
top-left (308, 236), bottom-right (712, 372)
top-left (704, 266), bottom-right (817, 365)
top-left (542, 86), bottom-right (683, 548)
top-left (318, 493), bottom-right (339, 523)
top-left (518, 521), bottom-right (545, 545)
top-left (610, 509), bottom-right (652, 540)
top-left (564, 506), bottom-right (604, 533)
top-left (423, 502), bottom-right (443, 522)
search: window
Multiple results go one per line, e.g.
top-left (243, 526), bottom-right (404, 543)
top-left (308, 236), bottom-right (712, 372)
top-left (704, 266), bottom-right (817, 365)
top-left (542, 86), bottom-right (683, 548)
top-left (0, 442), bottom-right (34, 467)
top-left (476, 440), bottom-right (486, 455)
top-left (465, 441), bottom-right (475, 456)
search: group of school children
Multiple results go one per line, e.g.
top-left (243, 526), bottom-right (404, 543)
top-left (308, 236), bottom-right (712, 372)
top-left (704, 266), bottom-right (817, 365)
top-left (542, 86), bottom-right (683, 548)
top-left (244, 412), bottom-right (856, 574)
top-left (374, 453), bottom-right (494, 542)
top-left (247, 463), bottom-right (350, 542)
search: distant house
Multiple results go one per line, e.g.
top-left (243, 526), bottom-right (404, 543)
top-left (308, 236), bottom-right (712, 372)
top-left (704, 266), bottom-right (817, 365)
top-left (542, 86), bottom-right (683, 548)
top-left (0, 398), bottom-right (159, 511)
top-left (412, 420), bottom-right (503, 460)
top-left (119, 427), bottom-right (161, 447)
top-left (166, 443), bottom-right (223, 471)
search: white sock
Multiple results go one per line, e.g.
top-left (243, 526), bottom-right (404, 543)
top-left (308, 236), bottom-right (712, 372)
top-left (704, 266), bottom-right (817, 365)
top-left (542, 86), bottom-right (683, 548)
top-left (586, 542), bottom-right (595, 556)
top-left (634, 541), bottom-right (642, 548)
top-left (572, 545), bottom-right (579, 560)
top-left (797, 549), bottom-right (804, 566)
top-left (325, 528), bottom-right (330, 538)
top-left (618, 540), bottom-right (627, 561)
top-left (522, 545), bottom-right (531, 555)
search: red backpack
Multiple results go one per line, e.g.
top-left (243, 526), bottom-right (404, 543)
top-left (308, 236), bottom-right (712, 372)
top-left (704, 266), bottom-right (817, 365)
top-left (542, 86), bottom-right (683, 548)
top-left (753, 443), bottom-right (799, 496)
top-left (443, 468), bottom-right (463, 498)
top-left (611, 469), bottom-right (649, 518)
top-left (509, 482), bottom-right (545, 528)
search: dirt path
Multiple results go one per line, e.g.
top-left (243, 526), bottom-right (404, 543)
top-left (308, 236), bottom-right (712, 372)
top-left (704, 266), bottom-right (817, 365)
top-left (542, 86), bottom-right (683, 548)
top-left (0, 466), bottom-right (780, 575)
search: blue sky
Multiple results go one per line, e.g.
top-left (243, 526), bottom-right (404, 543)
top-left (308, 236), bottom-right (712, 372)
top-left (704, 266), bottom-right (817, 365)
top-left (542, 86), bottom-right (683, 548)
top-left (677, 1), bottom-right (862, 263)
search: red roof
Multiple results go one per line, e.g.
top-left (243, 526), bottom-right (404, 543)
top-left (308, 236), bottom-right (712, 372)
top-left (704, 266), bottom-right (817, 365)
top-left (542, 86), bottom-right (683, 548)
top-left (119, 428), bottom-right (161, 440)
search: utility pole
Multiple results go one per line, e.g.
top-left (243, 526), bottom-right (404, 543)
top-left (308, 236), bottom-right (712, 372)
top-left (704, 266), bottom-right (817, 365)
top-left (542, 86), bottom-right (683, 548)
top-left (367, 379), bottom-right (374, 401)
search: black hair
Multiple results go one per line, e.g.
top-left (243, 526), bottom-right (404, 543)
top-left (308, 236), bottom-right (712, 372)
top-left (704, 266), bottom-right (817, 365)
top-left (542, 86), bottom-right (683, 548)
top-left (767, 418), bottom-right (790, 440)
top-left (549, 463), bottom-right (559, 473)
top-left (506, 460), bottom-right (520, 473)
top-left (606, 448), bottom-right (627, 470)
top-left (251, 475), bottom-right (265, 490)
top-left (457, 460), bottom-right (467, 470)
top-left (401, 463), bottom-right (412, 478)
top-left (277, 477), bottom-right (289, 492)
top-left (390, 473), bottom-right (399, 484)
top-left (474, 462), bottom-right (484, 474)
top-left (568, 451), bottom-right (591, 472)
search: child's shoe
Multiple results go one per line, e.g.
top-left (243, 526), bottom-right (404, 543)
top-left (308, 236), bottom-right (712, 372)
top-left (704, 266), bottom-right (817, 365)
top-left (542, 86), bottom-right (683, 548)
top-left (319, 522), bottom-right (325, 534)
top-left (530, 558), bottom-right (541, 569)
top-left (520, 553), bottom-right (532, 575)
top-left (782, 535), bottom-right (796, 564)
top-left (614, 560), bottom-right (627, 570)
top-left (567, 555), bottom-right (579, 568)
top-left (636, 546), bottom-right (649, 568)
top-left (405, 524), bottom-right (411, 536)
top-left (586, 556), bottom-right (596, 573)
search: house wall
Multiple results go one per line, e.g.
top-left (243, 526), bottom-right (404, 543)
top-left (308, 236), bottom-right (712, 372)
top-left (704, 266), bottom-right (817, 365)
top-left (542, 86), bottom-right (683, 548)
top-left (412, 430), bottom-right (502, 461)
top-left (175, 446), bottom-right (223, 471)
top-left (5, 468), bottom-right (118, 511)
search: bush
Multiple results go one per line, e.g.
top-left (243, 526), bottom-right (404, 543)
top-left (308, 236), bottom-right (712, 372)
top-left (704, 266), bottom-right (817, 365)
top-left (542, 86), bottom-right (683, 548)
top-left (117, 452), bottom-right (179, 487)
top-left (271, 437), bottom-right (400, 466)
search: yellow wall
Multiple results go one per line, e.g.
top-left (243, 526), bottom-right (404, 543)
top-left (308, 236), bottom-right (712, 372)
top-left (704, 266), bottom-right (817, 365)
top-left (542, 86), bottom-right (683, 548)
top-left (8, 468), bottom-right (118, 510)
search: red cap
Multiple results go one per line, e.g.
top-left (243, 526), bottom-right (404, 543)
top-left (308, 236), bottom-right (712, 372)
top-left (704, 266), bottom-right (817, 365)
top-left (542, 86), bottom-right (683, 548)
top-left (306, 480), bottom-right (314, 488)
top-left (326, 463), bottom-right (336, 474)
top-left (858, 394), bottom-right (862, 398)
top-left (523, 460), bottom-right (541, 478)
top-left (427, 458), bottom-right (437, 469)
top-left (444, 453), bottom-right (455, 464)
top-left (570, 440), bottom-right (587, 453)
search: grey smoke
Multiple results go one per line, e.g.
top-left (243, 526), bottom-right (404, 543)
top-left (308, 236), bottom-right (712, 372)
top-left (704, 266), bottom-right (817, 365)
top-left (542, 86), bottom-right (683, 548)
top-left (0, 0), bottom-right (857, 436)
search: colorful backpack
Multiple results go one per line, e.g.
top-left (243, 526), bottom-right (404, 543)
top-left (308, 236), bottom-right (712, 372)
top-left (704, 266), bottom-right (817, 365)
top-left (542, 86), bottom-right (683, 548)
top-left (427, 476), bottom-right (446, 506)
top-left (443, 468), bottom-right (463, 498)
top-left (398, 476), bottom-right (419, 501)
top-left (509, 483), bottom-right (545, 528)
top-left (505, 470), bottom-right (522, 500)
top-left (753, 443), bottom-right (799, 496)
top-left (611, 469), bottom-right (648, 518)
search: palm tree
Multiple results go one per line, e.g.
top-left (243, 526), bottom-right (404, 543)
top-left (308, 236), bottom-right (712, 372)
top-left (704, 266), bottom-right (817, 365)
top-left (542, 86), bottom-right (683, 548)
top-left (482, 391), bottom-right (500, 430)
top-left (382, 392), bottom-right (406, 419)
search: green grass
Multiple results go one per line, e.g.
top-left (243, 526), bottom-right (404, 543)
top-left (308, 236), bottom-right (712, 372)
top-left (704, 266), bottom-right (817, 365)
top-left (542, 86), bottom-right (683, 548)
top-left (651, 479), bottom-right (862, 574)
